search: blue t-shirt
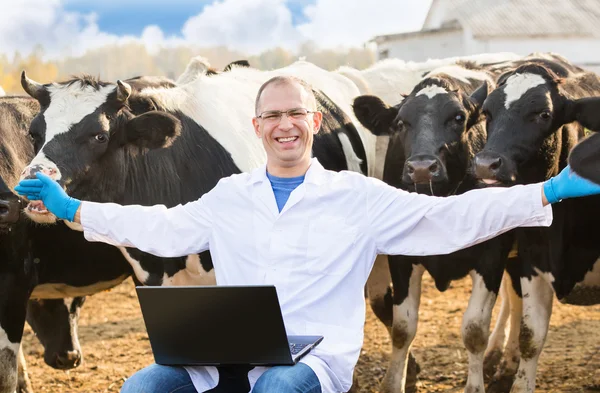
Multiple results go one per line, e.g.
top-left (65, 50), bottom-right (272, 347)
top-left (266, 171), bottom-right (306, 212)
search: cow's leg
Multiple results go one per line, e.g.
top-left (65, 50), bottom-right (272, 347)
top-left (367, 254), bottom-right (393, 329)
top-left (510, 275), bottom-right (553, 393)
top-left (380, 260), bottom-right (424, 393)
top-left (488, 274), bottom-right (523, 393)
top-left (462, 271), bottom-right (498, 393)
top-left (484, 273), bottom-right (511, 380)
top-left (0, 332), bottom-right (19, 393)
top-left (17, 345), bottom-right (33, 393)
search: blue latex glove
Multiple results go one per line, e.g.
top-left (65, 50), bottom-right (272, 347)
top-left (543, 165), bottom-right (600, 204)
top-left (15, 173), bottom-right (81, 221)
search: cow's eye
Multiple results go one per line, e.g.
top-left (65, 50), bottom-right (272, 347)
top-left (454, 113), bottom-right (465, 123)
top-left (540, 111), bottom-right (551, 120)
top-left (95, 133), bottom-right (108, 143)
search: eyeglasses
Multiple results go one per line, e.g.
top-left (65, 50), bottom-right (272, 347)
top-left (256, 108), bottom-right (315, 124)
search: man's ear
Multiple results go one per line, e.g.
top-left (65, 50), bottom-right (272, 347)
top-left (312, 111), bottom-right (323, 134)
top-left (565, 97), bottom-right (600, 131)
top-left (120, 111), bottom-right (182, 149)
top-left (352, 95), bottom-right (398, 136)
top-left (252, 116), bottom-right (261, 138)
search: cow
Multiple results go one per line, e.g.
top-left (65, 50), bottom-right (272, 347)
top-left (176, 57), bottom-right (251, 85)
top-left (471, 57), bottom-right (600, 393)
top-left (17, 61), bottom-right (376, 391)
top-left (0, 76), bottom-right (175, 393)
top-left (336, 53), bottom-right (520, 323)
top-left (353, 62), bottom-right (518, 393)
top-left (0, 96), bottom-right (128, 393)
top-left (335, 55), bottom-right (521, 391)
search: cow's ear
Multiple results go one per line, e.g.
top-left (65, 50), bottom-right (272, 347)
top-left (121, 111), bottom-right (181, 149)
top-left (569, 132), bottom-right (600, 184)
top-left (565, 97), bottom-right (600, 131)
top-left (469, 80), bottom-right (493, 108)
top-left (352, 95), bottom-right (398, 136)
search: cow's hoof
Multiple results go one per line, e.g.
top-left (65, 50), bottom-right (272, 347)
top-left (487, 373), bottom-right (515, 393)
top-left (483, 349), bottom-right (503, 382)
top-left (406, 352), bottom-right (421, 393)
top-left (17, 381), bottom-right (34, 393)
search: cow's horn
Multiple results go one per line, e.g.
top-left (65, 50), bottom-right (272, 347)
top-left (116, 80), bottom-right (132, 102)
top-left (21, 71), bottom-right (45, 100)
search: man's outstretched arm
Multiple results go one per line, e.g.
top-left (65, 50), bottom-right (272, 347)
top-left (15, 173), bottom-right (214, 257)
top-left (368, 165), bottom-right (600, 257)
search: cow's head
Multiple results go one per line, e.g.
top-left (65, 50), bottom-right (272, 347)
top-left (19, 72), bottom-right (182, 224)
top-left (26, 298), bottom-right (85, 369)
top-left (353, 77), bottom-right (491, 195)
top-left (567, 97), bottom-right (600, 183)
top-left (473, 63), bottom-right (599, 185)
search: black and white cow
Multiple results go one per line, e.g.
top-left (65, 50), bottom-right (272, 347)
top-left (18, 60), bottom-right (373, 286)
top-left (0, 75), bottom-right (177, 393)
top-left (0, 96), bottom-right (132, 393)
top-left (352, 63), bottom-right (516, 393)
top-left (472, 58), bottom-right (600, 393)
top-left (17, 62), bottom-right (374, 391)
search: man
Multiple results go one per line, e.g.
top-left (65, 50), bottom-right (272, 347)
top-left (15, 76), bottom-right (600, 393)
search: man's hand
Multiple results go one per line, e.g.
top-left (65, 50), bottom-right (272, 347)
top-left (15, 173), bottom-right (81, 222)
top-left (543, 165), bottom-right (600, 204)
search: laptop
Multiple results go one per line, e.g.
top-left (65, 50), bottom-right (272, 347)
top-left (135, 285), bottom-right (323, 366)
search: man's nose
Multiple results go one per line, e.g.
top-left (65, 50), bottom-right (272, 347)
top-left (278, 114), bottom-right (294, 129)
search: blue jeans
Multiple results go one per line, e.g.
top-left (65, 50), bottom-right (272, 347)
top-left (120, 363), bottom-right (321, 393)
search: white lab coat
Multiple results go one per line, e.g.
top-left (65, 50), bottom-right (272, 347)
top-left (80, 158), bottom-right (552, 393)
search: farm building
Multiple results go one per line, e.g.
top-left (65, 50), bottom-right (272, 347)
top-left (371, 0), bottom-right (600, 73)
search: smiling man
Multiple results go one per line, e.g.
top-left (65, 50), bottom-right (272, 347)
top-left (15, 75), bottom-right (600, 393)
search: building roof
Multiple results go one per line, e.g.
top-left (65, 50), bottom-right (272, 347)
top-left (376, 0), bottom-right (600, 42)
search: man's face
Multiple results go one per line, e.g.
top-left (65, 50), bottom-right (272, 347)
top-left (252, 82), bottom-right (322, 170)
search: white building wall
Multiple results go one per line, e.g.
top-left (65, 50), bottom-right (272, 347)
top-left (468, 37), bottom-right (600, 69)
top-left (378, 30), bottom-right (464, 61)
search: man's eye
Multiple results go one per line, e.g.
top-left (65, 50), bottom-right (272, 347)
top-left (289, 110), bottom-right (307, 118)
top-left (264, 113), bottom-right (280, 120)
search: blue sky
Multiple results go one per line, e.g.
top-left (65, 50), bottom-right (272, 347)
top-left (0, 0), bottom-right (431, 58)
top-left (63, 0), bottom-right (317, 36)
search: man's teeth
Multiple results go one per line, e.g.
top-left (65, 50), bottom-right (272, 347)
top-left (277, 137), bottom-right (297, 142)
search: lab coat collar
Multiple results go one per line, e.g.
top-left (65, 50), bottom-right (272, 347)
top-left (247, 158), bottom-right (328, 186)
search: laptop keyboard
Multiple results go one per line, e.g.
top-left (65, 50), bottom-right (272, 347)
top-left (289, 343), bottom-right (309, 355)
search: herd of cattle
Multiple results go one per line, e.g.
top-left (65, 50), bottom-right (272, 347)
top-left (1, 51), bottom-right (600, 393)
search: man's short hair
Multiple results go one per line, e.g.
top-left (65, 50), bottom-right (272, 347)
top-left (255, 76), bottom-right (317, 115)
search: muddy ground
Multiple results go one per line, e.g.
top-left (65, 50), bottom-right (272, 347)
top-left (22, 273), bottom-right (600, 392)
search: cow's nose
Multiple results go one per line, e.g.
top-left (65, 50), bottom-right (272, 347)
top-left (0, 198), bottom-right (21, 224)
top-left (405, 155), bottom-right (443, 183)
top-left (21, 164), bottom-right (58, 181)
top-left (474, 152), bottom-right (503, 180)
top-left (55, 350), bottom-right (82, 369)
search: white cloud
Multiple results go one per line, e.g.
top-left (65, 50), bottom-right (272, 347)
top-left (0, 0), bottom-right (431, 59)
top-left (0, 0), bottom-right (132, 58)
top-left (182, 0), bottom-right (305, 54)
top-left (298, 0), bottom-right (432, 48)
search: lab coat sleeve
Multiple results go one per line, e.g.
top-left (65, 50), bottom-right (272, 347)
top-left (366, 178), bottom-right (553, 256)
top-left (80, 192), bottom-right (214, 258)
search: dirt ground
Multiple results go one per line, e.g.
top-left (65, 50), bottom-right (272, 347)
top-left (21, 273), bottom-right (600, 393)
